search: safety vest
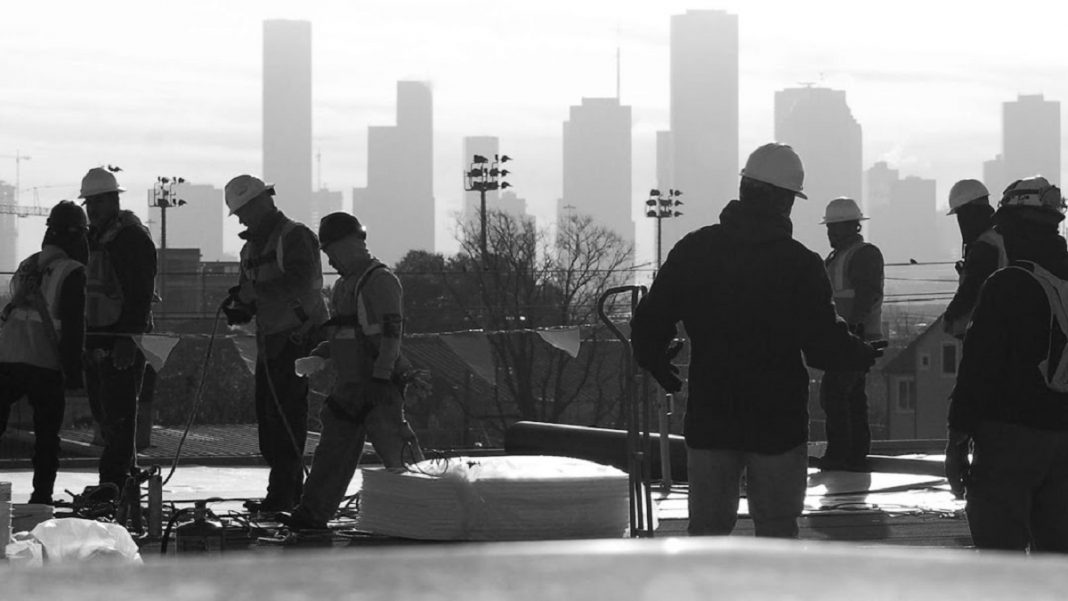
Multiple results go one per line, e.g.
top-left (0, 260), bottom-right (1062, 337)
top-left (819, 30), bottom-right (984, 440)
top-left (86, 211), bottom-right (150, 329)
top-left (946, 228), bottom-right (1009, 338)
top-left (827, 239), bottom-right (883, 340)
top-left (326, 262), bottom-right (408, 383)
top-left (0, 249), bottom-right (83, 371)
top-left (239, 216), bottom-right (328, 336)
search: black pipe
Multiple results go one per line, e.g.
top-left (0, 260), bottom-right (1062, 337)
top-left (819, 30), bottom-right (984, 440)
top-left (503, 421), bottom-right (689, 483)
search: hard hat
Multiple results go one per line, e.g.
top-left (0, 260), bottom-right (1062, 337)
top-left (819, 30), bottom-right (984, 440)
top-left (78, 167), bottom-right (125, 199)
top-left (821, 197), bottom-right (867, 224)
top-left (740, 143), bottom-right (807, 199)
top-left (46, 200), bottom-right (89, 232)
top-left (318, 212), bottom-right (367, 249)
top-left (946, 179), bottom-right (990, 215)
top-left (225, 174), bottom-right (274, 215)
top-left (999, 176), bottom-right (1065, 214)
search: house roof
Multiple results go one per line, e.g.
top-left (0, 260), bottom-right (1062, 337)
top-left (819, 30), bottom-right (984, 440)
top-left (882, 315), bottom-right (946, 375)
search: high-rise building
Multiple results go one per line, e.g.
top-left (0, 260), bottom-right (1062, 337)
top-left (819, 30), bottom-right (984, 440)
top-left (982, 154), bottom-right (1007, 201)
top-left (263, 20), bottom-right (313, 225)
top-left (0, 181), bottom-right (16, 273)
top-left (353, 81), bottom-right (434, 266)
top-left (462, 136), bottom-right (500, 222)
top-left (665, 9), bottom-right (738, 250)
top-left (775, 85), bottom-right (863, 251)
top-left (867, 169), bottom-right (940, 263)
top-left (1003, 94), bottom-right (1061, 186)
top-left (309, 188), bottom-right (344, 228)
top-left (147, 183), bottom-right (225, 262)
top-left (560, 97), bottom-right (633, 252)
top-left (498, 190), bottom-right (529, 219)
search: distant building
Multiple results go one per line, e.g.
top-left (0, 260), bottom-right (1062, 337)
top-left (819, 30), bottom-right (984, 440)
top-left (1003, 94), bottom-right (1061, 186)
top-left (354, 81), bottom-right (434, 266)
top-left (881, 317), bottom-right (961, 439)
top-left (664, 9), bottom-right (738, 251)
top-left (147, 183), bottom-right (225, 262)
top-left (0, 181), bottom-right (16, 273)
top-left (983, 153), bottom-right (1007, 201)
top-left (775, 85), bottom-right (863, 251)
top-left (309, 188), bottom-right (344, 228)
top-left (155, 248), bottom-right (202, 319)
top-left (462, 136), bottom-right (500, 222)
top-left (498, 190), bottom-right (529, 220)
top-left (560, 97), bottom-right (633, 255)
top-left (868, 171), bottom-right (941, 263)
top-left (263, 20), bottom-right (313, 225)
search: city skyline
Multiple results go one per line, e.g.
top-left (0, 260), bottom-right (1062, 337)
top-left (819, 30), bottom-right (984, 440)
top-left (3, 1), bottom-right (1068, 268)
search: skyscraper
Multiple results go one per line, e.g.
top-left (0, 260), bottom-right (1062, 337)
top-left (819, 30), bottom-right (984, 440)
top-left (775, 85), bottom-right (863, 251)
top-left (560, 97), bottom-right (633, 253)
top-left (309, 188), bottom-right (344, 228)
top-left (665, 9), bottom-right (738, 250)
top-left (0, 181), bottom-right (16, 273)
top-left (462, 136), bottom-right (500, 222)
top-left (147, 183), bottom-right (226, 262)
top-left (866, 168), bottom-right (940, 263)
top-left (263, 20), bottom-right (313, 225)
top-left (983, 154), bottom-right (1007, 201)
top-left (353, 81), bottom-right (434, 266)
top-left (1003, 94), bottom-right (1061, 186)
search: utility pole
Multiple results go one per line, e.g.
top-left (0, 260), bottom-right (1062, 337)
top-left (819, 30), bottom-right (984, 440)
top-left (464, 153), bottom-right (512, 269)
top-left (149, 175), bottom-right (187, 320)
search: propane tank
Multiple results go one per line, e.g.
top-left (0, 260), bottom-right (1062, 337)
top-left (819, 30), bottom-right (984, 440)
top-left (174, 500), bottom-right (225, 554)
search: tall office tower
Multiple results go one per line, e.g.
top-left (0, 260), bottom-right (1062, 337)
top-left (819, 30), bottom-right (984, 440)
top-left (309, 188), bottom-right (344, 228)
top-left (1003, 94), bottom-right (1061, 186)
top-left (147, 183), bottom-right (225, 262)
top-left (983, 154), bottom-right (1007, 201)
top-left (498, 190), bottom-right (529, 219)
top-left (561, 97), bottom-right (633, 254)
top-left (665, 9), bottom-right (738, 250)
top-left (775, 85), bottom-right (863, 251)
top-left (263, 20), bottom-right (313, 225)
top-left (353, 81), bottom-right (434, 266)
top-left (867, 170), bottom-right (940, 263)
top-left (462, 136), bottom-right (500, 222)
top-left (0, 181), bottom-right (16, 273)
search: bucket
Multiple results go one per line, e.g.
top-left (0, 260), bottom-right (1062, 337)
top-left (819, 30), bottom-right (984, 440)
top-left (11, 503), bottom-right (54, 534)
top-left (0, 482), bottom-right (10, 558)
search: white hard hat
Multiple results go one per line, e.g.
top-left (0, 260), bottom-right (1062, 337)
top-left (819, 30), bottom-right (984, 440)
top-left (946, 179), bottom-right (990, 215)
top-left (78, 167), bottom-right (125, 199)
top-left (740, 143), bottom-right (807, 199)
top-left (999, 176), bottom-right (1065, 214)
top-left (225, 174), bottom-right (274, 215)
top-left (821, 197), bottom-right (867, 224)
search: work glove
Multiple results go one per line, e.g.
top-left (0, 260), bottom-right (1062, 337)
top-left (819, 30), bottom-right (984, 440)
top-left (647, 340), bottom-right (685, 393)
top-left (366, 378), bottom-right (396, 407)
top-left (294, 355), bottom-right (327, 377)
top-left (945, 430), bottom-right (971, 499)
top-left (229, 281), bottom-right (256, 305)
top-left (111, 337), bottom-right (138, 371)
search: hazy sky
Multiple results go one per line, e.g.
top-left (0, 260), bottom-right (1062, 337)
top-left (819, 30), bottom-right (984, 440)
top-left (3, 0), bottom-right (1066, 262)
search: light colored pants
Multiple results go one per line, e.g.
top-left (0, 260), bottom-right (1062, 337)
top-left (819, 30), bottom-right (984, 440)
top-left (687, 443), bottom-right (808, 538)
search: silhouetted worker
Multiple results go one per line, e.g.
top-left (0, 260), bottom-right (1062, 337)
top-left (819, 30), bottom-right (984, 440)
top-left (225, 175), bottom-right (328, 513)
top-left (818, 197), bottom-right (884, 472)
top-left (947, 176), bottom-right (1068, 553)
top-left (81, 167), bottom-right (157, 494)
top-left (279, 212), bottom-right (425, 530)
top-left (942, 179), bottom-right (1008, 339)
top-left (631, 143), bottom-right (882, 538)
top-left (0, 201), bottom-right (88, 504)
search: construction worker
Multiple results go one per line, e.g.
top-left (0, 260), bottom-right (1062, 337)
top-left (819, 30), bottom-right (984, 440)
top-left (818, 197), bottom-right (885, 472)
top-left (81, 167), bottom-right (157, 494)
top-left (225, 174), bottom-right (328, 513)
top-left (0, 201), bottom-right (88, 504)
top-left (631, 143), bottom-right (882, 538)
top-left (946, 176), bottom-right (1068, 552)
top-left (942, 179), bottom-right (1008, 339)
top-left (278, 212), bottom-right (424, 530)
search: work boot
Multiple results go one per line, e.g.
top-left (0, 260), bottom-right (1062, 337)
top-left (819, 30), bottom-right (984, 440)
top-left (276, 510), bottom-right (328, 531)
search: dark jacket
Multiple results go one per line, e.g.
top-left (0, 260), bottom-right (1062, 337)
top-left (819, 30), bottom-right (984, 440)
top-left (631, 200), bottom-right (874, 454)
top-left (86, 212), bottom-right (157, 349)
top-left (943, 232), bottom-right (1003, 327)
top-left (947, 229), bottom-right (1068, 436)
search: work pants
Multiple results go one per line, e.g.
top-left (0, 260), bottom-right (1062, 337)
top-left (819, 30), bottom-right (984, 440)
top-left (0, 363), bottom-right (65, 503)
top-left (819, 370), bottom-right (871, 468)
top-left (254, 333), bottom-right (314, 511)
top-left (86, 350), bottom-right (146, 489)
top-left (295, 380), bottom-right (424, 525)
top-left (687, 443), bottom-right (808, 538)
top-left (966, 420), bottom-right (1068, 553)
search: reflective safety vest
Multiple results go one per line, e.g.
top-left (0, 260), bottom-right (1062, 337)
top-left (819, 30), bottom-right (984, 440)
top-left (0, 249), bottom-right (83, 371)
top-left (326, 262), bottom-right (408, 384)
top-left (827, 240), bottom-right (883, 340)
top-left (86, 211), bottom-right (150, 329)
top-left (947, 228), bottom-right (1009, 338)
top-left (239, 217), bottom-right (328, 336)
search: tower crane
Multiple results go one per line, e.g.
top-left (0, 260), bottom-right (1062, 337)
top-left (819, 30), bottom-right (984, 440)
top-left (0, 184), bottom-right (77, 218)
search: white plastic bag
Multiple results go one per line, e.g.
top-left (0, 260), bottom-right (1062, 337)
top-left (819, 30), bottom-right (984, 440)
top-left (5, 531), bottom-right (44, 567)
top-left (29, 518), bottom-right (142, 564)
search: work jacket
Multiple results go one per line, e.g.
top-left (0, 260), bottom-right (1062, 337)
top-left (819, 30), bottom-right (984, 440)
top-left (0, 245), bottom-right (86, 381)
top-left (631, 199), bottom-right (874, 454)
top-left (943, 228), bottom-right (1008, 338)
top-left (825, 234), bottom-right (884, 340)
top-left (948, 230), bottom-right (1068, 435)
top-left (311, 256), bottom-right (409, 386)
top-left (86, 210), bottom-right (156, 349)
top-left (238, 211), bottom-right (327, 338)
